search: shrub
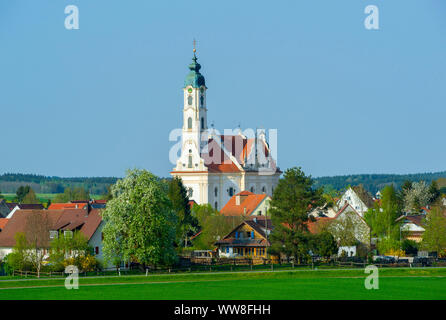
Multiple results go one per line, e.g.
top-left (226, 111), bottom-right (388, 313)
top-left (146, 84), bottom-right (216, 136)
top-left (401, 239), bottom-right (418, 256)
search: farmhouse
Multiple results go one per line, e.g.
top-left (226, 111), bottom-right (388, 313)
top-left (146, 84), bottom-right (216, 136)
top-left (0, 208), bottom-right (104, 261)
top-left (215, 216), bottom-right (272, 258)
top-left (336, 185), bottom-right (375, 217)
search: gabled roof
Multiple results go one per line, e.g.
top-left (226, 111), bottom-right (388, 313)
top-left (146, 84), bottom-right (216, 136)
top-left (220, 191), bottom-right (269, 216)
top-left (0, 209), bottom-right (102, 248)
top-left (396, 214), bottom-right (424, 227)
top-left (306, 203), bottom-right (368, 234)
top-left (215, 217), bottom-right (272, 246)
top-left (4, 203), bottom-right (44, 211)
top-left (351, 185), bottom-right (375, 208)
top-left (200, 135), bottom-right (279, 174)
top-left (48, 203), bottom-right (88, 210)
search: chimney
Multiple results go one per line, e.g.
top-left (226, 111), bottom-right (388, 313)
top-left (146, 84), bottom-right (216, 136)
top-left (75, 204), bottom-right (78, 209)
top-left (243, 207), bottom-right (246, 215)
top-left (236, 195), bottom-right (241, 205)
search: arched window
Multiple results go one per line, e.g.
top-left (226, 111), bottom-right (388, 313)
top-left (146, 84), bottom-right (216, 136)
top-left (250, 186), bottom-right (254, 193)
top-left (261, 186), bottom-right (266, 194)
top-left (187, 95), bottom-right (193, 105)
top-left (201, 117), bottom-right (204, 129)
top-left (214, 202), bottom-right (218, 210)
top-left (214, 187), bottom-right (218, 197)
top-left (200, 95), bottom-right (204, 106)
top-left (187, 117), bottom-right (192, 129)
top-left (188, 155), bottom-right (192, 168)
top-left (229, 187), bottom-right (234, 197)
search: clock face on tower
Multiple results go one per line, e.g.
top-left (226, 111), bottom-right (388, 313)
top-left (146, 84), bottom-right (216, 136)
top-left (187, 88), bottom-right (193, 93)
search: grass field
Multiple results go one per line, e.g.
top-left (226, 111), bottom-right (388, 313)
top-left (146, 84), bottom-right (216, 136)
top-left (0, 268), bottom-right (445, 300)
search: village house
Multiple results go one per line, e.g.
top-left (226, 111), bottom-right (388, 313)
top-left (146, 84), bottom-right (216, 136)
top-left (0, 208), bottom-right (104, 263)
top-left (220, 191), bottom-right (271, 217)
top-left (396, 215), bottom-right (425, 243)
top-left (336, 185), bottom-right (375, 217)
top-left (308, 203), bottom-right (371, 257)
top-left (215, 216), bottom-right (272, 258)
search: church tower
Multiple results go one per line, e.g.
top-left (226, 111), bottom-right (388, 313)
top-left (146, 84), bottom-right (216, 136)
top-left (176, 48), bottom-right (208, 172)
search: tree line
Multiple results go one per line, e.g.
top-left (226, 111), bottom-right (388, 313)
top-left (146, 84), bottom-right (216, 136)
top-left (314, 171), bottom-right (446, 195)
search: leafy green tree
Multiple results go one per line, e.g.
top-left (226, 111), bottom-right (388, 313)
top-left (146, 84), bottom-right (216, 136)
top-left (269, 167), bottom-right (323, 264)
top-left (364, 185), bottom-right (401, 240)
top-left (100, 185), bottom-right (113, 201)
top-left (25, 211), bottom-right (52, 277)
top-left (168, 177), bottom-right (198, 247)
top-left (401, 239), bottom-right (418, 256)
top-left (191, 204), bottom-right (238, 250)
top-left (22, 188), bottom-right (40, 204)
top-left (101, 169), bottom-right (178, 268)
top-left (329, 211), bottom-right (362, 247)
top-left (16, 185), bottom-right (31, 203)
top-left (49, 231), bottom-right (90, 271)
top-left (6, 233), bottom-right (30, 271)
top-left (421, 206), bottom-right (446, 255)
top-left (428, 181), bottom-right (441, 204)
top-left (310, 231), bottom-right (338, 259)
top-left (403, 181), bottom-right (432, 213)
top-left (53, 187), bottom-right (90, 203)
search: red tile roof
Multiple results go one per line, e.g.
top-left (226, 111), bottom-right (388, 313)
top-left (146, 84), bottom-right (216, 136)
top-left (188, 200), bottom-right (197, 209)
top-left (48, 203), bottom-right (88, 210)
top-left (220, 191), bottom-right (268, 216)
top-left (0, 218), bottom-right (9, 230)
top-left (0, 209), bottom-right (102, 248)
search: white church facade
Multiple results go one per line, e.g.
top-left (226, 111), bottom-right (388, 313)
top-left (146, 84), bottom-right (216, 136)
top-left (171, 51), bottom-right (281, 210)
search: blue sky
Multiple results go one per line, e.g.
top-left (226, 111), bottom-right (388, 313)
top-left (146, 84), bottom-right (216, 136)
top-left (1, 0), bottom-right (445, 178)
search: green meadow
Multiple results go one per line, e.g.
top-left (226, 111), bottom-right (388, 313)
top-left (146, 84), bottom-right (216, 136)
top-left (0, 268), bottom-right (445, 300)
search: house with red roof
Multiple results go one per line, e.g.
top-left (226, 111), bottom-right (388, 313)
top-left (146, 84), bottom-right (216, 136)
top-left (48, 202), bottom-right (88, 210)
top-left (0, 208), bottom-right (105, 263)
top-left (170, 51), bottom-right (281, 210)
top-left (220, 191), bottom-right (271, 217)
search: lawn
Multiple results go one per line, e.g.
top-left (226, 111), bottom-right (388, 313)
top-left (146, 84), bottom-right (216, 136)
top-left (0, 268), bottom-right (445, 300)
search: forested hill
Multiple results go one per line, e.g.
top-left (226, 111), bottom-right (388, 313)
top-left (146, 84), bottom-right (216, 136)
top-left (0, 173), bottom-right (119, 194)
top-left (313, 171), bottom-right (446, 194)
top-left (2, 171), bottom-right (446, 196)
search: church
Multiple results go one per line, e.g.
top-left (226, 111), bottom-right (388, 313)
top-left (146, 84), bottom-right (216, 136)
top-left (171, 49), bottom-right (281, 210)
